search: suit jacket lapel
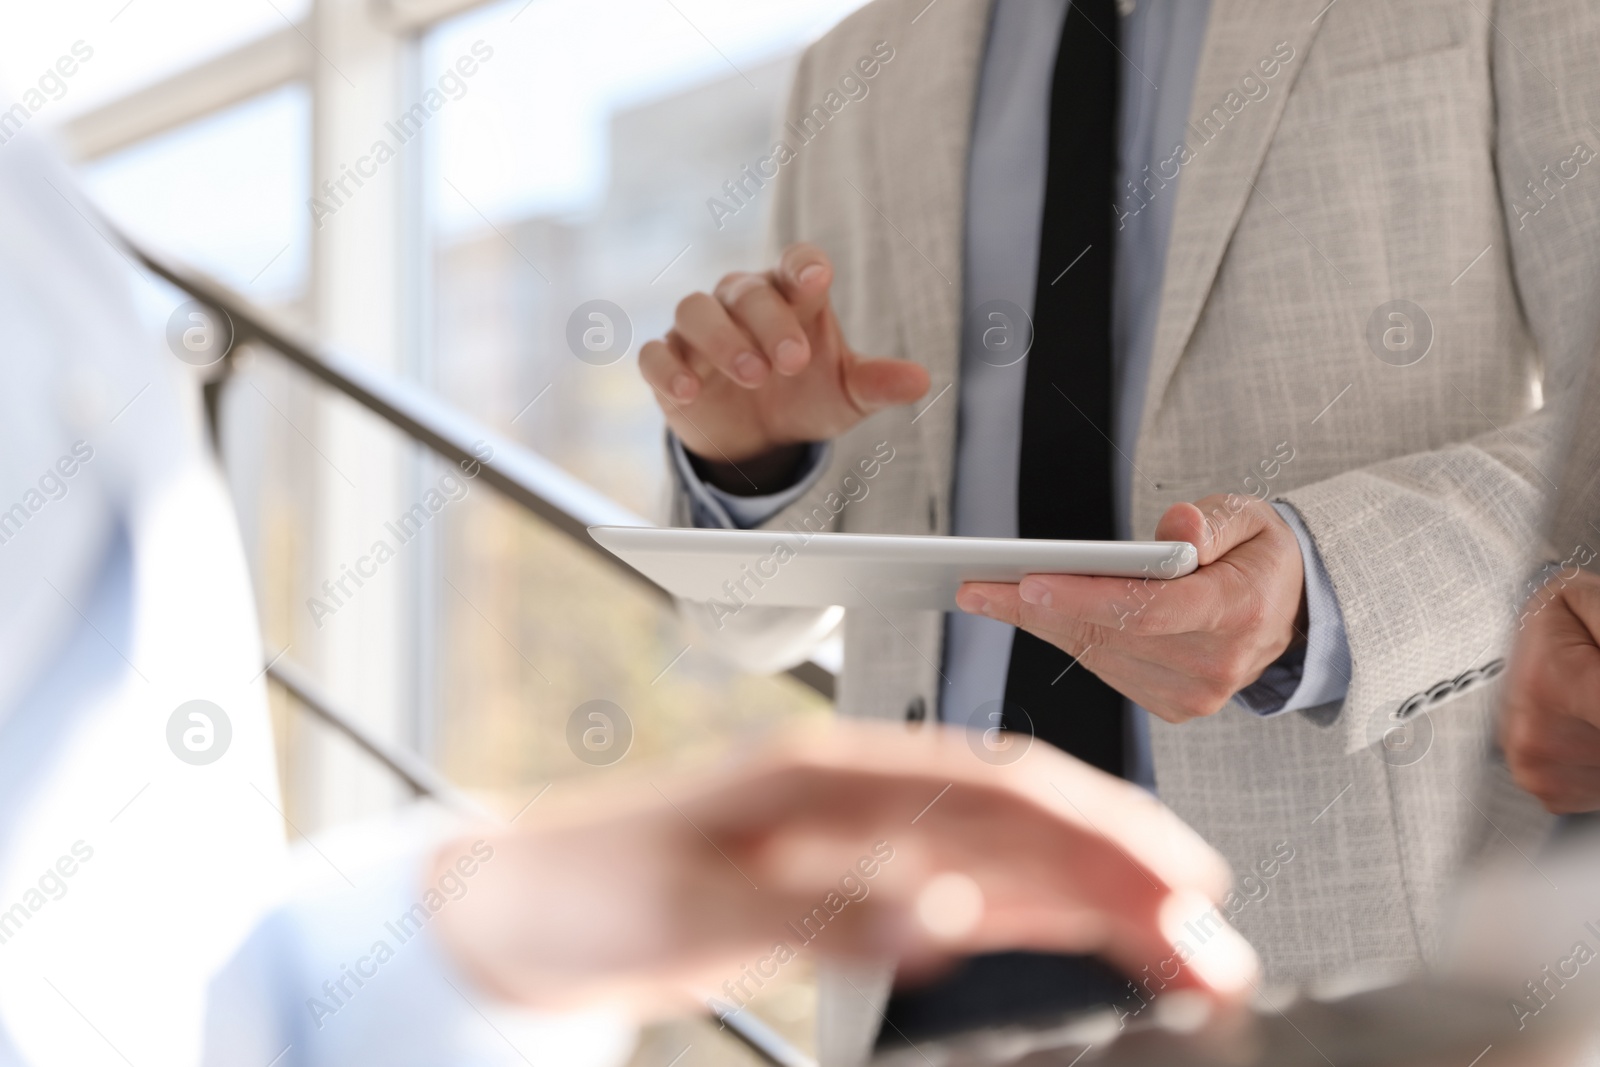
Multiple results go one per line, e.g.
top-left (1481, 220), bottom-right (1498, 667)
top-left (1138, 0), bottom-right (1329, 447)
top-left (871, 0), bottom-right (995, 530)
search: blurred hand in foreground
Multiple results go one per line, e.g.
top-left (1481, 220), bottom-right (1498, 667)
top-left (429, 720), bottom-right (1259, 1019)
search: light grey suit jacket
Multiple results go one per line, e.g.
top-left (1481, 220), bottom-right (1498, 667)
top-left (671, 1), bottom-right (1600, 1061)
top-left (1551, 356), bottom-right (1600, 573)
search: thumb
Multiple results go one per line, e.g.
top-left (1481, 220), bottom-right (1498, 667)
top-left (844, 358), bottom-right (932, 415)
top-left (1155, 495), bottom-right (1266, 567)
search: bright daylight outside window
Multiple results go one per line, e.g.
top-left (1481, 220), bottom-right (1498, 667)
top-left (417, 1), bottom-right (870, 802)
top-left (8, 1), bottom-right (867, 1061)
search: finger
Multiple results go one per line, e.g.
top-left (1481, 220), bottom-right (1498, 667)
top-left (1506, 754), bottom-right (1600, 814)
top-left (955, 581), bottom-right (1097, 648)
top-left (772, 242), bottom-right (835, 324)
top-left (1504, 689), bottom-right (1600, 766)
top-left (714, 272), bottom-right (812, 376)
top-left (955, 583), bottom-right (1110, 671)
top-left (1506, 732), bottom-right (1600, 781)
top-left (842, 357), bottom-right (933, 414)
top-left (951, 585), bottom-right (1237, 718)
top-left (769, 241), bottom-right (931, 409)
top-left (958, 579), bottom-right (1201, 661)
top-left (639, 337), bottom-right (698, 404)
top-left (1150, 892), bottom-right (1261, 998)
top-left (1012, 571), bottom-right (1225, 636)
top-left (669, 330), bottom-right (722, 398)
top-left (956, 581), bottom-right (1017, 621)
top-left (674, 290), bottom-right (769, 388)
top-left (1038, 756), bottom-right (1234, 900)
top-left (963, 574), bottom-right (1273, 697)
top-left (886, 799), bottom-right (1201, 943)
top-left (708, 720), bottom-right (1234, 898)
top-left (1157, 495), bottom-right (1277, 567)
top-left (740, 808), bottom-right (1183, 964)
top-left (1062, 890), bottom-right (1260, 1000)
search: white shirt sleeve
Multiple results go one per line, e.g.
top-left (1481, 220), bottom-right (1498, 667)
top-left (201, 848), bottom-right (635, 1067)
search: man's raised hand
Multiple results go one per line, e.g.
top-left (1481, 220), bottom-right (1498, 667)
top-left (640, 242), bottom-right (929, 491)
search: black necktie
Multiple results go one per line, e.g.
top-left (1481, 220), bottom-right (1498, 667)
top-left (1003, 0), bottom-right (1124, 776)
top-left (881, 1), bottom-right (1127, 1046)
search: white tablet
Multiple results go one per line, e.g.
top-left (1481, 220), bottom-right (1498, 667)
top-left (588, 526), bottom-right (1198, 611)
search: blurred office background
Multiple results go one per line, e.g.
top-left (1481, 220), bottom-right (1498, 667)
top-left (0, 0), bottom-right (872, 1060)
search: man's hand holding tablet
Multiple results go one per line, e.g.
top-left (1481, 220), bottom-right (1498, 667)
top-left (958, 495), bottom-right (1309, 724)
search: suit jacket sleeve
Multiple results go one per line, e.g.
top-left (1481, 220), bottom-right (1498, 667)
top-left (1276, 0), bottom-right (1600, 754)
top-left (1549, 352), bottom-right (1600, 573)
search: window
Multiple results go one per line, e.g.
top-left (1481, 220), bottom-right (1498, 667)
top-left (424, 0), bottom-right (872, 512)
top-left (51, 4), bottom-right (864, 1057)
top-left (0, 0), bottom-right (310, 123)
top-left (82, 84), bottom-right (311, 304)
top-left (416, 0), bottom-right (867, 803)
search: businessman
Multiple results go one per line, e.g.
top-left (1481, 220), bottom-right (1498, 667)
top-left (644, 0), bottom-right (1600, 1058)
top-left (0, 126), bottom-right (1258, 1065)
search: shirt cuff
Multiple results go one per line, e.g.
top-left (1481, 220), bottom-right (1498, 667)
top-left (668, 433), bottom-right (831, 529)
top-left (1233, 502), bottom-right (1353, 717)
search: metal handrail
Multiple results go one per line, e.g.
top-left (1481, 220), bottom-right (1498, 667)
top-left (128, 240), bottom-right (835, 702)
top-left (266, 656), bottom-right (494, 819)
top-left (129, 237), bottom-right (826, 1067)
